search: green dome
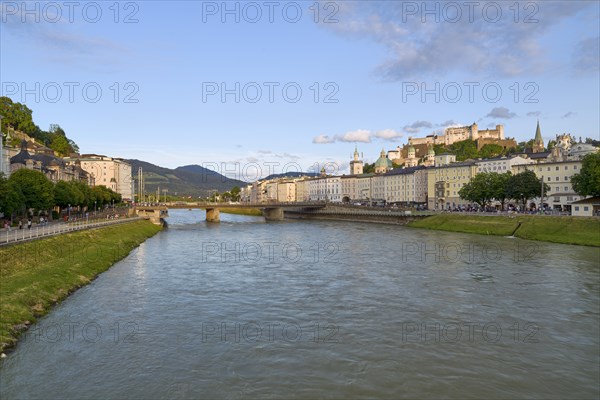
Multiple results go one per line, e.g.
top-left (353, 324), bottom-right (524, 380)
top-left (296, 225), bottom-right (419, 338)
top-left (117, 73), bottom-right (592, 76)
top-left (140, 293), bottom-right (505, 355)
top-left (374, 149), bottom-right (393, 168)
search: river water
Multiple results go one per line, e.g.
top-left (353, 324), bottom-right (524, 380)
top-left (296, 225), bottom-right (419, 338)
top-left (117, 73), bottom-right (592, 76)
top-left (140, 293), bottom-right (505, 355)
top-left (1, 210), bottom-right (598, 399)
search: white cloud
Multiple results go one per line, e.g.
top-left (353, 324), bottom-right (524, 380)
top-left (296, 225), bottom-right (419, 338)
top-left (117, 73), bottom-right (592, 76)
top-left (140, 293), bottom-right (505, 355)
top-left (313, 135), bottom-right (335, 144)
top-left (322, 2), bottom-right (594, 79)
top-left (337, 129), bottom-right (372, 143)
top-left (486, 107), bottom-right (517, 119)
top-left (313, 128), bottom-right (403, 144)
top-left (374, 129), bottom-right (403, 140)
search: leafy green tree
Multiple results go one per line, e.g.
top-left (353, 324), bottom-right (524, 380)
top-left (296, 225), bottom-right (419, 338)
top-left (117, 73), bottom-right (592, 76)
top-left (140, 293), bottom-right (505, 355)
top-left (572, 153), bottom-right (600, 197)
top-left (492, 172), bottom-right (512, 210)
top-left (506, 170), bottom-right (549, 208)
top-left (230, 186), bottom-right (241, 201)
top-left (0, 96), bottom-right (38, 136)
top-left (7, 169), bottom-right (54, 212)
top-left (479, 144), bottom-right (505, 159)
top-left (458, 172), bottom-right (497, 207)
top-left (49, 133), bottom-right (73, 156)
top-left (0, 173), bottom-right (24, 218)
top-left (448, 139), bottom-right (478, 161)
top-left (53, 181), bottom-right (76, 209)
top-left (363, 163), bottom-right (375, 174)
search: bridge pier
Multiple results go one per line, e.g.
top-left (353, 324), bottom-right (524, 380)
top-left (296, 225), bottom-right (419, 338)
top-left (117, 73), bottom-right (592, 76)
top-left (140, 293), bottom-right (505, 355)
top-left (135, 207), bottom-right (168, 225)
top-left (206, 208), bottom-right (220, 222)
top-left (263, 207), bottom-right (284, 221)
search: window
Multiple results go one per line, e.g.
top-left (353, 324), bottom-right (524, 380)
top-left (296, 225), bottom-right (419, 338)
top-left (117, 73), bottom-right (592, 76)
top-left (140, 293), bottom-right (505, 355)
top-left (547, 167), bottom-right (550, 171)
top-left (574, 165), bottom-right (578, 170)
top-left (564, 186), bottom-right (568, 191)
top-left (556, 177), bottom-right (559, 181)
top-left (547, 177), bottom-right (551, 181)
top-left (556, 166), bottom-right (559, 171)
top-left (584, 206), bottom-right (589, 211)
top-left (564, 166), bottom-right (568, 170)
top-left (575, 206), bottom-right (580, 211)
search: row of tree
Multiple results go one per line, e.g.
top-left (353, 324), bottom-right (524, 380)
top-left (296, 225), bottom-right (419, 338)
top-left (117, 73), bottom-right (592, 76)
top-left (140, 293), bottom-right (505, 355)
top-left (459, 153), bottom-right (600, 208)
top-left (0, 169), bottom-right (121, 219)
top-left (458, 170), bottom-right (548, 209)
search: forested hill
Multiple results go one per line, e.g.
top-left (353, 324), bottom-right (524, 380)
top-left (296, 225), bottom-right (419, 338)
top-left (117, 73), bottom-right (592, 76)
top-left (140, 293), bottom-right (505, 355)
top-left (0, 96), bottom-right (79, 156)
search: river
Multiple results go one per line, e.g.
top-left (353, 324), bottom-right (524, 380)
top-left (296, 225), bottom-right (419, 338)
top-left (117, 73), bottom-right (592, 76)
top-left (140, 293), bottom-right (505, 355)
top-left (1, 209), bottom-right (598, 399)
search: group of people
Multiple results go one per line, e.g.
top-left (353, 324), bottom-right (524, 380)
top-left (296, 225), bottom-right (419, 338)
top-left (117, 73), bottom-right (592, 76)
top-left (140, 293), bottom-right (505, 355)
top-left (3, 217), bottom-right (49, 231)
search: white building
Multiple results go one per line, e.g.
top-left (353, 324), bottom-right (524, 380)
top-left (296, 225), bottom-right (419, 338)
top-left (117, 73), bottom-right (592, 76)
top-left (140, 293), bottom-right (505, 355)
top-left (66, 154), bottom-right (133, 201)
top-left (308, 176), bottom-right (342, 202)
top-left (476, 155), bottom-right (534, 173)
top-left (512, 159), bottom-right (584, 211)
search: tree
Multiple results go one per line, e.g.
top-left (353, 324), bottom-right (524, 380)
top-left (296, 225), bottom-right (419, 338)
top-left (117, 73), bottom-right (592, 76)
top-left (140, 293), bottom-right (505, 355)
top-left (506, 170), bottom-right (549, 208)
top-left (230, 186), bottom-right (241, 201)
top-left (363, 163), bottom-right (375, 174)
top-left (0, 173), bottom-right (24, 218)
top-left (492, 172), bottom-right (512, 210)
top-left (479, 144), bottom-right (505, 159)
top-left (448, 139), bottom-right (478, 161)
top-left (53, 181), bottom-right (76, 209)
top-left (7, 169), bottom-right (54, 213)
top-left (572, 153), bottom-right (600, 197)
top-left (458, 172), bottom-right (497, 207)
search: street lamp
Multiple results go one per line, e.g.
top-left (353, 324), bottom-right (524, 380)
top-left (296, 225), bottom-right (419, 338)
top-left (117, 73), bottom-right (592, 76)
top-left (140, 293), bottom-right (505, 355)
top-left (94, 200), bottom-right (97, 215)
top-left (68, 204), bottom-right (71, 221)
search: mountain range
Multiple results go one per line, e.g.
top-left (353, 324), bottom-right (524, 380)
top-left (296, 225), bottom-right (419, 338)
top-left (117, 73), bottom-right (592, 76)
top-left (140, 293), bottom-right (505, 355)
top-left (127, 159), bottom-right (245, 198)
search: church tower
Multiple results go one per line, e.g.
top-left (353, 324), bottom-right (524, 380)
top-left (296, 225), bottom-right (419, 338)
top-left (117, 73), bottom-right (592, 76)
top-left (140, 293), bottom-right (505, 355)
top-left (533, 120), bottom-right (544, 153)
top-left (405, 144), bottom-right (418, 167)
top-left (423, 143), bottom-right (435, 167)
top-left (349, 146), bottom-right (363, 175)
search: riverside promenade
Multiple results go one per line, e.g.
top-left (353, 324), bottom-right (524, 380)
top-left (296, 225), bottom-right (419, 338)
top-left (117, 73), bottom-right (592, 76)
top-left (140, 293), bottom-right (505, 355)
top-left (1, 216), bottom-right (143, 246)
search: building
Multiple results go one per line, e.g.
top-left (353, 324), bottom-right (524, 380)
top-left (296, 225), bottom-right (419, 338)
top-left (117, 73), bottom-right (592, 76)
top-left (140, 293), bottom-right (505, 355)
top-left (427, 160), bottom-right (478, 210)
top-left (532, 120), bottom-right (544, 153)
top-left (308, 175), bottom-right (341, 202)
top-left (349, 146), bottom-right (363, 175)
top-left (374, 149), bottom-right (393, 174)
top-left (476, 155), bottom-right (534, 173)
top-left (65, 154), bottom-right (133, 201)
top-left (570, 197), bottom-right (600, 217)
top-left (10, 140), bottom-right (91, 184)
top-left (512, 159), bottom-right (584, 211)
top-left (381, 166), bottom-right (428, 205)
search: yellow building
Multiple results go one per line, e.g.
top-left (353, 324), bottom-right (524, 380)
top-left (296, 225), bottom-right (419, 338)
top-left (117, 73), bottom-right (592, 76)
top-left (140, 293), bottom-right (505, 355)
top-left (427, 161), bottom-right (478, 210)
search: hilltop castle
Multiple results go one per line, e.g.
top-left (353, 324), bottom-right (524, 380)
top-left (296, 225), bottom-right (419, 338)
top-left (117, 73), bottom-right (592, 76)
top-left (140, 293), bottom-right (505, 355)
top-left (388, 123), bottom-right (515, 166)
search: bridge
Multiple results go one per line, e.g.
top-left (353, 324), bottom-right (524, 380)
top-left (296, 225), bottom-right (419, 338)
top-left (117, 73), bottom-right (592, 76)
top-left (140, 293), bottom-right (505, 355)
top-left (134, 202), bottom-right (327, 224)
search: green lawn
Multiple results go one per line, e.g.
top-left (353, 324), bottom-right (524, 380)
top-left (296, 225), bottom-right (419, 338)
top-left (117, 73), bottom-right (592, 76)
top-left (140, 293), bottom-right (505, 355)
top-left (408, 214), bottom-right (600, 247)
top-left (0, 220), bottom-right (161, 352)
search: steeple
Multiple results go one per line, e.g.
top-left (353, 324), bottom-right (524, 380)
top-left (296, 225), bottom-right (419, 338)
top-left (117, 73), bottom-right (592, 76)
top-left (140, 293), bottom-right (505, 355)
top-left (533, 120), bottom-right (544, 153)
top-left (353, 145), bottom-right (359, 161)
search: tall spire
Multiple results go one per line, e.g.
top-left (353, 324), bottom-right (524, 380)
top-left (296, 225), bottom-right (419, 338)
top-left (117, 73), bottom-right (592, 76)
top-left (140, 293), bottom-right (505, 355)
top-left (534, 120), bottom-right (543, 143)
top-left (532, 120), bottom-right (544, 153)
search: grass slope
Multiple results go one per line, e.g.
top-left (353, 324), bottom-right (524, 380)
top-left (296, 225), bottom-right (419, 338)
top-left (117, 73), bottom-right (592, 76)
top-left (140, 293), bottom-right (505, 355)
top-left (0, 220), bottom-right (161, 352)
top-left (408, 214), bottom-right (600, 246)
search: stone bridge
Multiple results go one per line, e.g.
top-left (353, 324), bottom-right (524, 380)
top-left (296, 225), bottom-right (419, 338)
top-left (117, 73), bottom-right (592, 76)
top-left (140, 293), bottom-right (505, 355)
top-left (134, 202), bottom-right (327, 224)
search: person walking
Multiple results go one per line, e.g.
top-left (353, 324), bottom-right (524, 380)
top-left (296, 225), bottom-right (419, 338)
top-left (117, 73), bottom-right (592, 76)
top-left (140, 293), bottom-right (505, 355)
top-left (18, 220), bottom-right (23, 229)
top-left (27, 219), bottom-right (32, 229)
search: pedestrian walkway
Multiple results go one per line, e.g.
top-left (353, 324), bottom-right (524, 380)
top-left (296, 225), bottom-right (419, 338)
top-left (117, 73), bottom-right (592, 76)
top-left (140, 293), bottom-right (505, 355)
top-left (1, 216), bottom-right (143, 246)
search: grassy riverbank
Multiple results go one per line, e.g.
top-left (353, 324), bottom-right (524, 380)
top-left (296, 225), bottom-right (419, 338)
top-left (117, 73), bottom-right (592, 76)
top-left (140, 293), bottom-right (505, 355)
top-left (220, 207), bottom-right (263, 217)
top-left (407, 214), bottom-right (600, 247)
top-left (0, 220), bottom-right (161, 352)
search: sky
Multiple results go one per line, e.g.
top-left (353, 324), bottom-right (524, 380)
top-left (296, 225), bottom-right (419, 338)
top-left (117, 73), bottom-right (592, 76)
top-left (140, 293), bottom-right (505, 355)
top-left (1, 0), bottom-right (599, 181)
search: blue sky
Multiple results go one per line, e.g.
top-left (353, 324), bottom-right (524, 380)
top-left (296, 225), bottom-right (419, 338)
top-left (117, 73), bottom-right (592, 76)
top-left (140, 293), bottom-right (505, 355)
top-left (1, 1), bottom-right (599, 180)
